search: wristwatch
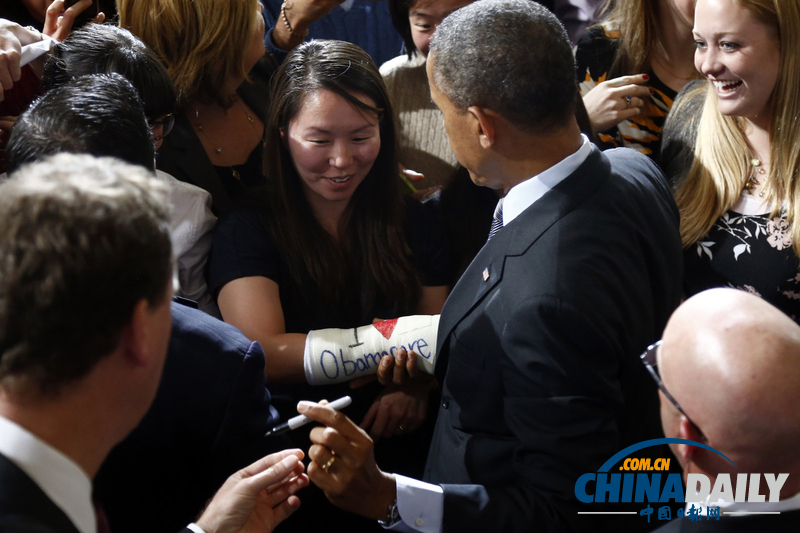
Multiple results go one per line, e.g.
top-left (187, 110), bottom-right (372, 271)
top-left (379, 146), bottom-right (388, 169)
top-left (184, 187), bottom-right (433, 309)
top-left (377, 499), bottom-right (401, 527)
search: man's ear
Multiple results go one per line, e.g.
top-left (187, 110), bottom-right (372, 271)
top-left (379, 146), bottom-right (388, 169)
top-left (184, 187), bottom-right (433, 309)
top-left (467, 106), bottom-right (495, 149)
top-left (675, 417), bottom-right (704, 463)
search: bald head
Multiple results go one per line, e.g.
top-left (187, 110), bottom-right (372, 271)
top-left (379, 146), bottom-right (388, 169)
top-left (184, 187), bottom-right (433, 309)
top-left (660, 288), bottom-right (800, 474)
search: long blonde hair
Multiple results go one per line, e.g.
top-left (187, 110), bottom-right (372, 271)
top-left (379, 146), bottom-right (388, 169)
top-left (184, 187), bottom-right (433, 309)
top-left (675, 0), bottom-right (800, 256)
top-left (595, 0), bottom-right (660, 77)
top-left (117, 0), bottom-right (260, 108)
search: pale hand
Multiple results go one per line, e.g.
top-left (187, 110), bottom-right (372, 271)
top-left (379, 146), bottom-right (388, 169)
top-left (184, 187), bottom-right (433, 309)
top-left (582, 73), bottom-right (652, 133)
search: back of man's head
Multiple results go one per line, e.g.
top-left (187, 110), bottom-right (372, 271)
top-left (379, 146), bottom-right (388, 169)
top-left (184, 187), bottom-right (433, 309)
top-left (660, 288), bottom-right (800, 475)
top-left (43, 23), bottom-right (176, 119)
top-left (5, 73), bottom-right (155, 174)
top-left (429, 0), bottom-right (577, 135)
top-left (0, 153), bottom-right (172, 399)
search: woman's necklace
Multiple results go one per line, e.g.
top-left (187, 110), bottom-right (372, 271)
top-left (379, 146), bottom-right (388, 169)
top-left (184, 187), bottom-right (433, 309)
top-left (194, 99), bottom-right (261, 180)
top-left (745, 157), bottom-right (768, 197)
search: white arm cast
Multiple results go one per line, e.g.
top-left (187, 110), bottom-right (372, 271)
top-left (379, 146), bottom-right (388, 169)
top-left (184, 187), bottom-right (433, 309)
top-left (303, 315), bottom-right (440, 386)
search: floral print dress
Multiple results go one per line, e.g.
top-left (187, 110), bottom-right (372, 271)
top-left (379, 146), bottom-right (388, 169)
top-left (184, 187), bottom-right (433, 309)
top-left (684, 195), bottom-right (800, 322)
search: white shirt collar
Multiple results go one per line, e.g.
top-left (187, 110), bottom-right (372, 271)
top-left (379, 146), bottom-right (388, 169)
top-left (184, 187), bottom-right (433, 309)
top-left (0, 415), bottom-right (96, 533)
top-left (502, 134), bottom-right (592, 226)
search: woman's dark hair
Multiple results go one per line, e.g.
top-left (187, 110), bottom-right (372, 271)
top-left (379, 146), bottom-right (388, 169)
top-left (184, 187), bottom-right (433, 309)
top-left (389, 0), bottom-right (418, 59)
top-left (264, 40), bottom-right (421, 323)
top-left (43, 23), bottom-right (176, 118)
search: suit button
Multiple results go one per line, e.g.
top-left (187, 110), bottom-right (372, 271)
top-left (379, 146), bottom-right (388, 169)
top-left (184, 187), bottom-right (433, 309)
top-left (416, 518), bottom-right (425, 527)
top-left (442, 400), bottom-right (449, 409)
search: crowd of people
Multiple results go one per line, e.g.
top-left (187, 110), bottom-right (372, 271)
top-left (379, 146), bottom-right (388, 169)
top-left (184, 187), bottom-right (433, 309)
top-left (1, 0), bottom-right (799, 532)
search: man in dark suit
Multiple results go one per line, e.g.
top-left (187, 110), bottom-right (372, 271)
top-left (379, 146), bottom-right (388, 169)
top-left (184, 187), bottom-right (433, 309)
top-left (94, 302), bottom-right (293, 533)
top-left (295, 0), bottom-right (683, 531)
top-left (2, 74), bottom-right (300, 533)
top-left (651, 289), bottom-right (800, 532)
top-left (0, 152), bottom-right (306, 532)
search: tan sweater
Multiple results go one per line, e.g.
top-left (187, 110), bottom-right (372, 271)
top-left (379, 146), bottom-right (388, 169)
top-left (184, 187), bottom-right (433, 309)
top-left (380, 53), bottom-right (459, 189)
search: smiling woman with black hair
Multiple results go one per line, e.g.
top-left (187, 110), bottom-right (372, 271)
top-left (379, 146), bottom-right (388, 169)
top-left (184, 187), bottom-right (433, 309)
top-left (208, 40), bottom-right (449, 529)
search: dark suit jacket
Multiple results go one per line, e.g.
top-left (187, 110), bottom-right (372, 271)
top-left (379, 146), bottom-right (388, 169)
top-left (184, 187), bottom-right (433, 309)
top-left (654, 510), bottom-right (800, 532)
top-left (94, 302), bottom-right (292, 533)
top-left (0, 452), bottom-right (80, 532)
top-left (423, 146), bottom-right (683, 532)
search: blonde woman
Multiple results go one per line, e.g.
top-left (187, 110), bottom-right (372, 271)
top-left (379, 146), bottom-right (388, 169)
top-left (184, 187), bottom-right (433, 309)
top-left (663, 0), bottom-right (800, 321)
top-left (575, 0), bottom-right (697, 160)
top-left (118, 0), bottom-right (271, 216)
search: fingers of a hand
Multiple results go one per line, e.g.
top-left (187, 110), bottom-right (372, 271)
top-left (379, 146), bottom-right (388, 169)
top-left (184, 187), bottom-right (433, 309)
top-left (0, 68), bottom-right (13, 95)
top-left (627, 84), bottom-right (653, 99)
top-left (392, 349), bottom-right (408, 385)
top-left (627, 96), bottom-right (646, 109)
top-left (405, 350), bottom-right (420, 379)
top-left (0, 52), bottom-right (21, 92)
top-left (43, 1), bottom-right (60, 36)
top-left (297, 401), bottom-right (363, 441)
top-left (52, 0), bottom-right (92, 40)
top-left (45, 0), bottom-right (65, 19)
top-left (242, 448), bottom-right (304, 478)
top-left (359, 400), bottom-right (379, 430)
top-left (607, 73), bottom-right (649, 88)
top-left (92, 12), bottom-right (105, 24)
top-left (367, 400), bottom-right (391, 439)
top-left (309, 425), bottom-right (354, 460)
top-left (271, 494), bottom-right (303, 525)
top-left (308, 442), bottom-right (336, 469)
top-left (246, 454), bottom-right (304, 493)
top-left (261, 473), bottom-right (309, 507)
top-left (617, 107), bottom-right (642, 121)
top-left (377, 355), bottom-right (395, 386)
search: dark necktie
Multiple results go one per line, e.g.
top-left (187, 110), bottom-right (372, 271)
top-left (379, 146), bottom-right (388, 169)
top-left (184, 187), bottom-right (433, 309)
top-left (488, 198), bottom-right (504, 240)
top-left (93, 500), bottom-right (111, 533)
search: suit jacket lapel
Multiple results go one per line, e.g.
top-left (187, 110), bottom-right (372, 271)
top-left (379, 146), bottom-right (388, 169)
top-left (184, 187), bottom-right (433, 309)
top-left (435, 146), bottom-right (611, 368)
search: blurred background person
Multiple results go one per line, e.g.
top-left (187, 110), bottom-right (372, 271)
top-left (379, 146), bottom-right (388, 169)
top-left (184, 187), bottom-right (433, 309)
top-left (118, 0), bottom-right (274, 216)
top-left (575, 0), bottom-right (698, 161)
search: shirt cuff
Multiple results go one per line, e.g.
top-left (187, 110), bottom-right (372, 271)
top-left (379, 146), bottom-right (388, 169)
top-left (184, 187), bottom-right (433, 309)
top-left (185, 523), bottom-right (205, 533)
top-left (386, 475), bottom-right (443, 533)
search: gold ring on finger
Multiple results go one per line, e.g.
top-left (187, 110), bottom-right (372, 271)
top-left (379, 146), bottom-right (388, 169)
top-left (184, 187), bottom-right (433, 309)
top-left (321, 456), bottom-right (336, 472)
top-left (624, 95), bottom-right (633, 108)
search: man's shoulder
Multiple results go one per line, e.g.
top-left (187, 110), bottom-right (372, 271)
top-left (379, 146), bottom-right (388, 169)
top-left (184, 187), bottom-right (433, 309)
top-left (597, 147), bottom-right (673, 204)
top-left (170, 302), bottom-right (258, 364)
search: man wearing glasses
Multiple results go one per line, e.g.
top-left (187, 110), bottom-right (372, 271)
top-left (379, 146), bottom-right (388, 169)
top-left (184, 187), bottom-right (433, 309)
top-left (646, 288), bottom-right (800, 532)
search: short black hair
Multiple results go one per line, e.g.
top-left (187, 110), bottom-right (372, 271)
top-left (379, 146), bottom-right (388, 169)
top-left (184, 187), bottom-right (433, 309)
top-left (388, 0), bottom-right (417, 59)
top-left (6, 73), bottom-right (156, 173)
top-left (429, 0), bottom-right (577, 134)
top-left (43, 23), bottom-right (176, 119)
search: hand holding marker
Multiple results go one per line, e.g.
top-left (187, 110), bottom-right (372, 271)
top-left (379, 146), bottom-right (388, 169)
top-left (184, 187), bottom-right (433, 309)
top-left (265, 396), bottom-right (352, 436)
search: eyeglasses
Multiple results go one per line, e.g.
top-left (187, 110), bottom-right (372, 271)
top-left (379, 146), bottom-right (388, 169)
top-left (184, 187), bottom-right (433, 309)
top-left (640, 340), bottom-right (706, 441)
top-left (148, 113), bottom-right (175, 141)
